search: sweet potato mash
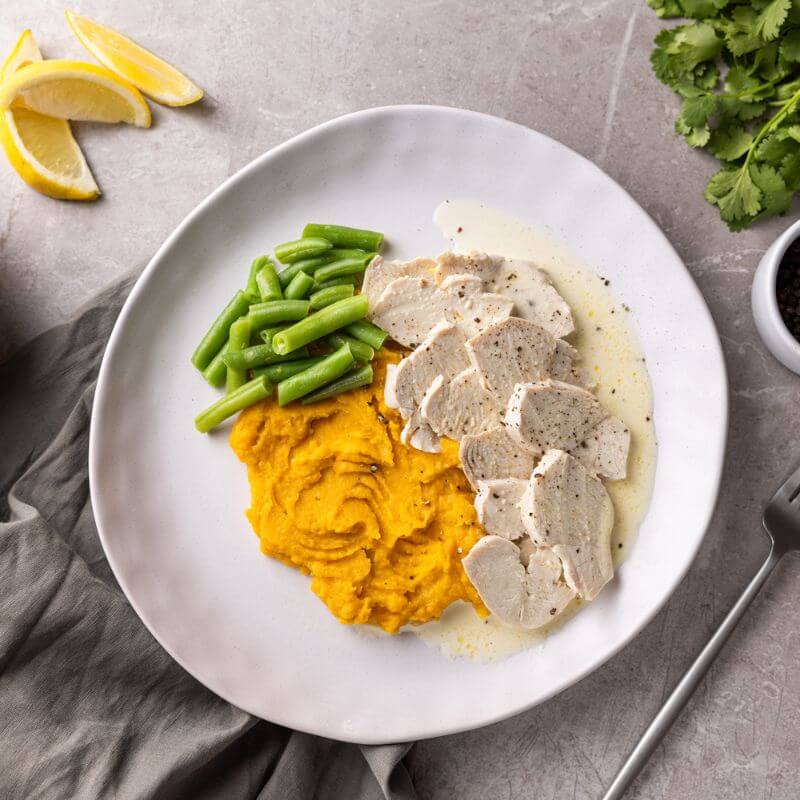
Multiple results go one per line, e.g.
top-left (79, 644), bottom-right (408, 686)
top-left (230, 350), bottom-right (487, 633)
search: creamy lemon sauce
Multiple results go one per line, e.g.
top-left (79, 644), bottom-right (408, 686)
top-left (408, 200), bottom-right (657, 661)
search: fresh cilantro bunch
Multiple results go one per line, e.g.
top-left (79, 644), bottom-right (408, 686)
top-left (648, 0), bottom-right (800, 229)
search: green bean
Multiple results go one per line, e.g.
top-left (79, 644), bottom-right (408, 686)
top-left (284, 270), bottom-right (316, 300)
top-left (245, 257), bottom-right (268, 301)
top-left (274, 237), bottom-right (332, 264)
top-left (253, 356), bottom-right (327, 383)
top-left (258, 325), bottom-right (290, 345)
top-left (248, 299), bottom-right (309, 332)
top-left (314, 275), bottom-right (356, 290)
top-left (255, 257), bottom-right (282, 302)
top-left (302, 224), bottom-right (384, 252)
top-left (277, 344), bottom-right (355, 406)
top-left (226, 316), bottom-right (251, 394)
top-left (329, 248), bottom-right (370, 259)
top-left (277, 253), bottom-right (338, 288)
top-left (202, 339), bottom-right (230, 387)
top-left (345, 319), bottom-right (389, 350)
top-left (191, 290), bottom-right (251, 371)
top-left (301, 364), bottom-right (374, 404)
top-left (313, 256), bottom-right (371, 284)
top-left (271, 295), bottom-right (369, 355)
top-left (310, 284), bottom-right (355, 309)
top-left (223, 343), bottom-right (310, 370)
top-left (277, 249), bottom-right (373, 288)
top-left (195, 377), bottom-right (271, 433)
top-left (325, 332), bottom-right (374, 362)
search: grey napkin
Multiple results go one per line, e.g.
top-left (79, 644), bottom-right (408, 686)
top-left (0, 277), bottom-right (416, 800)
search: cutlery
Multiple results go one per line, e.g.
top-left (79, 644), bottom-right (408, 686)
top-left (602, 462), bottom-right (800, 799)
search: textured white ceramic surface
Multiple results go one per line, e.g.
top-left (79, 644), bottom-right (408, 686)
top-left (752, 219), bottom-right (800, 376)
top-left (89, 106), bottom-right (727, 744)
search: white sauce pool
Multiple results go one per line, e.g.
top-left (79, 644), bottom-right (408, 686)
top-left (410, 200), bottom-right (657, 662)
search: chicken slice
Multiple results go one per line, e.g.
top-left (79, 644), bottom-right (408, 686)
top-left (459, 425), bottom-right (537, 490)
top-left (419, 369), bottom-right (501, 440)
top-left (362, 256), bottom-right (435, 307)
top-left (369, 273), bottom-right (513, 349)
top-left (570, 415), bottom-right (630, 480)
top-left (438, 274), bottom-right (514, 338)
top-left (435, 251), bottom-right (575, 337)
top-left (466, 318), bottom-right (559, 400)
top-left (504, 380), bottom-right (607, 455)
top-left (370, 275), bottom-right (452, 349)
top-left (474, 478), bottom-right (528, 540)
top-left (400, 410), bottom-right (441, 453)
top-left (520, 449), bottom-right (614, 601)
top-left (549, 340), bottom-right (595, 390)
top-left (462, 535), bottom-right (576, 629)
top-left (390, 321), bottom-right (469, 416)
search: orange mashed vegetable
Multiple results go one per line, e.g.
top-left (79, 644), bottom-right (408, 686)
top-left (230, 349), bottom-right (487, 633)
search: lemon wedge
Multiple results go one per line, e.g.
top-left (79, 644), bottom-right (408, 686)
top-left (0, 59), bottom-right (151, 127)
top-left (0, 31), bottom-right (99, 200)
top-left (66, 11), bottom-right (203, 107)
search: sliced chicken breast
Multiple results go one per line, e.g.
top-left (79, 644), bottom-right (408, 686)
top-left (520, 449), bottom-right (614, 601)
top-left (369, 275), bottom-right (452, 349)
top-left (570, 415), bottom-right (630, 480)
top-left (504, 380), bottom-right (607, 455)
top-left (459, 425), bottom-right (537, 490)
top-left (390, 321), bottom-right (469, 416)
top-left (466, 318), bottom-right (559, 400)
top-left (462, 535), bottom-right (576, 629)
top-left (362, 256), bottom-right (435, 307)
top-left (438, 274), bottom-right (514, 338)
top-left (400, 410), bottom-right (441, 453)
top-left (435, 251), bottom-right (575, 337)
top-left (550, 340), bottom-right (595, 390)
top-left (419, 369), bottom-right (501, 440)
top-left (369, 273), bottom-right (513, 349)
top-left (474, 478), bottom-right (528, 540)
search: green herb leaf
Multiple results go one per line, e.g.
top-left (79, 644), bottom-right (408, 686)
top-left (755, 0), bottom-right (791, 43)
top-left (781, 29), bottom-right (800, 61)
top-left (646, 0), bottom-right (685, 17)
top-left (652, 22), bottom-right (723, 84)
top-left (708, 125), bottom-right (754, 159)
top-left (780, 149), bottom-right (800, 188)
top-left (751, 163), bottom-right (793, 214)
top-left (705, 165), bottom-right (763, 226)
top-left (648, 0), bottom-right (800, 228)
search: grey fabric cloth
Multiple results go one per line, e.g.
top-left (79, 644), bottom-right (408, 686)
top-left (0, 278), bottom-right (417, 800)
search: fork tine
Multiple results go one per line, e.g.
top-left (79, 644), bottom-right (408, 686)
top-left (772, 462), bottom-right (800, 504)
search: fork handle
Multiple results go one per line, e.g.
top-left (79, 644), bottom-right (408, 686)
top-left (602, 543), bottom-right (782, 800)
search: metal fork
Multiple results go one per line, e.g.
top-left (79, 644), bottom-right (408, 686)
top-left (602, 463), bottom-right (800, 800)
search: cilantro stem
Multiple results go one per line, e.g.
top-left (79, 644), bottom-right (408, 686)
top-left (744, 86), bottom-right (800, 170)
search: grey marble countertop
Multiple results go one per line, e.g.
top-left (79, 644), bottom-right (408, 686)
top-left (3, 1), bottom-right (800, 798)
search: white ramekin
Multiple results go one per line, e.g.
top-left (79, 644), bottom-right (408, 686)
top-left (751, 219), bottom-right (800, 376)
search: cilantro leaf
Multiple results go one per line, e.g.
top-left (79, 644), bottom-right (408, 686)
top-left (780, 149), bottom-right (800, 188)
top-left (679, 93), bottom-right (718, 127)
top-left (755, 0), bottom-right (791, 43)
top-left (646, 0), bottom-right (684, 17)
top-left (648, 0), bottom-right (800, 229)
top-left (705, 165), bottom-right (763, 226)
top-left (708, 125), bottom-right (754, 159)
top-left (781, 29), bottom-right (800, 61)
top-left (721, 7), bottom-right (764, 56)
top-left (751, 163), bottom-right (793, 214)
top-left (652, 22), bottom-right (723, 84)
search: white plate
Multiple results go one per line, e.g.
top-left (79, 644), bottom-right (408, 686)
top-left (90, 106), bottom-right (727, 744)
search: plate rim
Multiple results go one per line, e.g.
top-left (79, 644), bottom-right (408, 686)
top-left (89, 104), bottom-right (729, 742)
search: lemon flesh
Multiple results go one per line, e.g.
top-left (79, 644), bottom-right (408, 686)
top-left (0, 60), bottom-right (151, 128)
top-left (0, 32), bottom-right (99, 200)
top-left (66, 11), bottom-right (203, 107)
